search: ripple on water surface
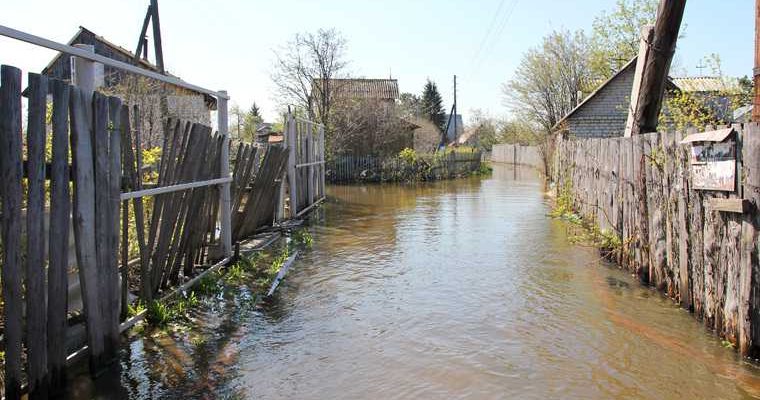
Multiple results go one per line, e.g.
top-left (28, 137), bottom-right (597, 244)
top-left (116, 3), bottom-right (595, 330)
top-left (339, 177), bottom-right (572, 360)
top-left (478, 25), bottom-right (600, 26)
top-left (68, 166), bottom-right (760, 399)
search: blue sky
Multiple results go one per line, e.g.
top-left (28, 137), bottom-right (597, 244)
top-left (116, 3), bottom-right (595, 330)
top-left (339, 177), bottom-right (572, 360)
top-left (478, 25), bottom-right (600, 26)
top-left (0, 0), bottom-right (754, 124)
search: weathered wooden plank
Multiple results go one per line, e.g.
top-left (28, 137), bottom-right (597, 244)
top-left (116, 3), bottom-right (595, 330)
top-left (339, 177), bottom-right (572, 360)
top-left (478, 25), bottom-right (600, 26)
top-left (663, 131), bottom-right (678, 296)
top-left (676, 129), bottom-right (692, 310)
top-left (648, 133), bottom-right (667, 290)
top-left (686, 126), bottom-right (706, 318)
top-left (741, 123), bottom-right (760, 356)
top-left (708, 198), bottom-right (751, 214)
top-left (0, 65), bottom-right (24, 400)
top-left (93, 92), bottom-right (114, 361)
top-left (106, 96), bottom-right (123, 356)
top-left (69, 86), bottom-right (107, 371)
top-left (633, 134), bottom-right (649, 281)
top-left (26, 72), bottom-right (49, 399)
top-left (121, 106), bottom-right (151, 302)
top-left (47, 79), bottom-right (71, 395)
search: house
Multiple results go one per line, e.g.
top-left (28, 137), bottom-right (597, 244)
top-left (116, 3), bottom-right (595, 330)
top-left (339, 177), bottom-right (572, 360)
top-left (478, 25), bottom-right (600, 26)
top-left (407, 117), bottom-right (442, 153)
top-left (318, 78), bottom-right (411, 155)
top-left (443, 113), bottom-right (464, 143)
top-left (37, 26), bottom-right (216, 146)
top-left (312, 78), bottom-right (399, 104)
top-left (553, 57), bottom-right (645, 138)
top-left (671, 76), bottom-right (747, 122)
top-left (554, 56), bottom-right (749, 138)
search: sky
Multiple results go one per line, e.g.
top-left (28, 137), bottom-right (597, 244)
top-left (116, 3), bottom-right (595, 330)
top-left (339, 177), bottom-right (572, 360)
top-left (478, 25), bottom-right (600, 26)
top-left (0, 0), bottom-right (754, 125)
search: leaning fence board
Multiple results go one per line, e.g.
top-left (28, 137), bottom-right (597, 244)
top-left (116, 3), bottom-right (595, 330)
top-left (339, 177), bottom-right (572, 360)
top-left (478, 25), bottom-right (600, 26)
top-left (0, 64), bottom-right (24, 399)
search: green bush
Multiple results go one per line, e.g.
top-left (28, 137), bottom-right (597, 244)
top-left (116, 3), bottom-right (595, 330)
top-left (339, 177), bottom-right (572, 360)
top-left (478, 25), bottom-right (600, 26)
top-left (398, 148), bottom-right (417, 164)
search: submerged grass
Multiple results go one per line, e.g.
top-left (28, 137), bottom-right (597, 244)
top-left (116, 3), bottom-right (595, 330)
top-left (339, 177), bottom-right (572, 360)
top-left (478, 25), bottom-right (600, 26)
top-left (141, 229), bottom-right (312, 330)
top-left (550, 181), bottom-right (625, 257)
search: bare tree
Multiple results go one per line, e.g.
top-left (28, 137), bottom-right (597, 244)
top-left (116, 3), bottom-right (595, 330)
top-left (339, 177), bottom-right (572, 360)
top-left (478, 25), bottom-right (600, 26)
top-left (330, 99), bottom-right (413, 157)
top-left (271, 28), bottom-right (348, 126)
top-left (502, 29), bottom-right (593, 133)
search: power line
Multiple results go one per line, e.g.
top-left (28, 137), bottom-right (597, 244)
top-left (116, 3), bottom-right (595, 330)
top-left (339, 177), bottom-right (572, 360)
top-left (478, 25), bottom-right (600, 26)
top-left (472, 0), bottom-right (508, 65)
top-left (471, 0), bottom-right (519, 74)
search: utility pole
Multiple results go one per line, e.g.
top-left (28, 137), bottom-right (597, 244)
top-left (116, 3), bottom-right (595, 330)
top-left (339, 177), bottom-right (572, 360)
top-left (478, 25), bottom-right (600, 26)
top-left (453, 75), bottom-right (458, 141)
top-left (753, 0), bottom-right (760, 121)
top-left (133, 0), bottom-right (165, 73)
top-left (629, 0), bottom-right (687, 136)
top-left (439, 75), bottom-right (459, 149)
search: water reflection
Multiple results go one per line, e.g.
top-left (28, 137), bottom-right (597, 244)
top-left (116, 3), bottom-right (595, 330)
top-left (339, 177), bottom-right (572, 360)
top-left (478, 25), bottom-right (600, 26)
top-left (68, 165), bottom-right (760, 399)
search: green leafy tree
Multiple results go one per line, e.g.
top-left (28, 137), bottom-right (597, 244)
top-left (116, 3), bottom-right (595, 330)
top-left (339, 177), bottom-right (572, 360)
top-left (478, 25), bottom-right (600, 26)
top-left (590, 0), bottom-right (659, 78)
top-left (421, 80), bottom-right (446, 134)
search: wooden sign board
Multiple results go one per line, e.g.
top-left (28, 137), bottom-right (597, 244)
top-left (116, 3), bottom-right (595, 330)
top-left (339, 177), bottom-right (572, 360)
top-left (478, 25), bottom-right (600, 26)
top-left (681, 128), bottom-right (736, 192)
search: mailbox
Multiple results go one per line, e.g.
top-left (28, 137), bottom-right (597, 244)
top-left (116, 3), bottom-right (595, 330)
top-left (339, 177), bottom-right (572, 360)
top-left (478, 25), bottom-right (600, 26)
top-left (680, 127), bottom-right (736, 192)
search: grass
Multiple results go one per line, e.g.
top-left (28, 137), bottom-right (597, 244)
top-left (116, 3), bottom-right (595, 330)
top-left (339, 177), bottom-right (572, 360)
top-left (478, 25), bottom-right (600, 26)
top-left (146, 300), bottom-right (173, 326)
top-left (127, 300), bottom-right (147, 318)
top-left (472, 162), bottom-right (493, 176)
top-left (291, 228), bottom-right (313, 248)
top-left (549, 180), bottom-right (625, 256)
top-left (140, 229), bottom-right (314, 329)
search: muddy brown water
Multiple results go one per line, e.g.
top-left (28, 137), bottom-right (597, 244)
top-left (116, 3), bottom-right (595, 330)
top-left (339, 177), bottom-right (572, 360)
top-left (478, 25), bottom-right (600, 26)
top-left (67, 164), bottom-right (760, 399)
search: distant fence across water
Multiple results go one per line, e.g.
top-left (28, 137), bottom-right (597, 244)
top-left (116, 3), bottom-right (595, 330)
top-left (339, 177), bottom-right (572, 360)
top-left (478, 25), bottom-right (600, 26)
top-left (326, 151), bottom-right (482, 183)
top-left (491, 144), bottom-right (543, 170)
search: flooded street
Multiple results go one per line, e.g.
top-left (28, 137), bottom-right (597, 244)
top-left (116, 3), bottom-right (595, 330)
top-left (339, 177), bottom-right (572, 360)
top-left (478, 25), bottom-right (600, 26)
top-left (72, 164), bottom-right (760, 399)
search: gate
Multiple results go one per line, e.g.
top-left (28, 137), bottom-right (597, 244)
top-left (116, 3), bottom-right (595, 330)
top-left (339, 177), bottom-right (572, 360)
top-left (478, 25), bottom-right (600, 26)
top-left (285, 112), bottom-right (326, 217)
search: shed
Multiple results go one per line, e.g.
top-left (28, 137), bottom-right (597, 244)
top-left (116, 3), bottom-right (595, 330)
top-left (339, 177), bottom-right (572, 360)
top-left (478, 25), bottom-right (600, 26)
top-left (36, 26), bottom-right (216, 147)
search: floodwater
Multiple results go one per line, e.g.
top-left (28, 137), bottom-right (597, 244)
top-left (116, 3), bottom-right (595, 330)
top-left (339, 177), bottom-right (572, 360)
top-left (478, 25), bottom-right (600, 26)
top-left (69, 164), bottom-right (760, 399)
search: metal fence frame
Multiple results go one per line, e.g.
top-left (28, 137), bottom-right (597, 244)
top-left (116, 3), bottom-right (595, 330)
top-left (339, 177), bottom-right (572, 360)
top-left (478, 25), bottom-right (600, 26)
top-left (286, 112), bottom-right (326, 217)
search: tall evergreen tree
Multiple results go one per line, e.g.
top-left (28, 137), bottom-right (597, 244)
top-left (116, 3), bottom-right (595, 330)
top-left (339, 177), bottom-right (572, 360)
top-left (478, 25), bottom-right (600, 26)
top-left (421, 80), bottom-right (446, 133)
top-left (250, 102), bottom-right (261, 118)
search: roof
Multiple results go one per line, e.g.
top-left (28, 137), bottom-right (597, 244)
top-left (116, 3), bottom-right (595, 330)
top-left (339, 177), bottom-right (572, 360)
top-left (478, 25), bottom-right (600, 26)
top-left (553, 56), bottom-right (678, 131)
top-left (457, 127), bottom-right (477, 145)
top-left (42, 27), bottom-right (158, 75)
top-left (553, 57), bottom-right (639, 131)
top-left (40, 27), bottom-right (217, 109)
top-left (671, 76), bottom-right (740, 93)
top-left (313, 78), bottom-right (399, 100)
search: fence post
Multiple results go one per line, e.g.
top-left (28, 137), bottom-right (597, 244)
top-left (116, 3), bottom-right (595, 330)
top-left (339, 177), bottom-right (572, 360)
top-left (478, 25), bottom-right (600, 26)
top-left (217, 90), bottom-right (232, 259)
top-left (306, 120), bottom-right (314, 205)
top-left (287, 112), bottom-right (298, 217)
top-left (71, 44), bottom-right (113, 373)
top-left (318, 124), bottom-right (325, 198)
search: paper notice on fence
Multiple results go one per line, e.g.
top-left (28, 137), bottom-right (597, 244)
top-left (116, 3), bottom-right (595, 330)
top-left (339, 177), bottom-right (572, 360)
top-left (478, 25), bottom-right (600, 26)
top-left (692, 160), bottom-right (735, 192)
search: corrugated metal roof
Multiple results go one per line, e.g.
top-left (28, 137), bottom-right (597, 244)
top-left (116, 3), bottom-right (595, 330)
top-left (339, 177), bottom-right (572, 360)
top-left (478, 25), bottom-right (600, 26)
top-left (671, 76), bottom-right (740, 93)
top-left (314, 79), bottom-right (399, 100)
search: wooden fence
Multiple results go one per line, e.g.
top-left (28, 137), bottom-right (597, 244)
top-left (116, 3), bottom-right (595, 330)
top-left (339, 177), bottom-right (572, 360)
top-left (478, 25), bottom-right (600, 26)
top-left (491, 144), bottom-right (543, 170)
top-left (0, 25), bottom-right (323, 399)
top-left (231, 143), bottom-right (290, 240)
top-left (326, 150), bottom-right (483, 184)
top-left (554, 124), bottom-right (760, 357)
top-left (286, 113), bottom-right (326, 217)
